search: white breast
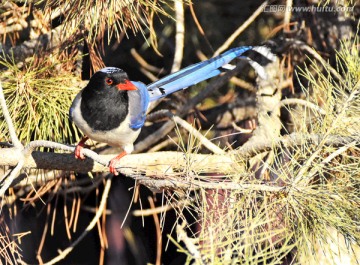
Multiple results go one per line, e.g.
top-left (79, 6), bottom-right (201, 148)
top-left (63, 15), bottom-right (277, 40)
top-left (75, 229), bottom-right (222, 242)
top-left (70, 91), bottom-right (141, 153)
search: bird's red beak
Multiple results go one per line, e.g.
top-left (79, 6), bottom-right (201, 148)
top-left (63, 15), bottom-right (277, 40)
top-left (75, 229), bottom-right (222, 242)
top-left (116, 80), bottom-right (138, 91)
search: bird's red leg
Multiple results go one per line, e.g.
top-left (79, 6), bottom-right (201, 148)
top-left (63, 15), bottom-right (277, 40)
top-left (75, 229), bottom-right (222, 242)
top-left (75, 136), bottom-right (89, 160)
top-left (109, 151), bottom-right (127, 175)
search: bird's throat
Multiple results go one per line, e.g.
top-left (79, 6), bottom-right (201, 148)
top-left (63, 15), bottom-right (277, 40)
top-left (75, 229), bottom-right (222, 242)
top-left (80, 88), bottom-right (129, 131)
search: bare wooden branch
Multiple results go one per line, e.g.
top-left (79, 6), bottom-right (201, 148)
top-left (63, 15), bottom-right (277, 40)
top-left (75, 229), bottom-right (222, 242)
top-left (236, 133), bottom-right (359, 159)
top-left (294, 41), bottom-right (344, 83)
top-left (130, 48), bottom-right (162, 74)
top-left (279, 98), bottom-right (326, 115)
top-left (284, 0), bottom-right (293, 28)
top-left (0, 133), bottom-right (357, 193)
top-left (136, 177), bottom-right (285, 193)
top-left (171, 0), bottom-right (185, 73)
top-left (0, 81), bottom-right (24, 196)
top-left (0, 82), bottom-right (22, 149)
top-left (0, 159), bottom-right (24, 196)
top-left (177, 221), bottom-right (204, 264)
top-left (0, 147), bottom-right (238, 176)
top-left (172, 116), bottom-right (225, 154)
top-left (213, 1), bottom-right (269, 56)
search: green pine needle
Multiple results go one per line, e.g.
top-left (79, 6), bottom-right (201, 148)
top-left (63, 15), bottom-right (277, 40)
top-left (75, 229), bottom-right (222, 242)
top-left (0, 51), bottom-right (82, 144)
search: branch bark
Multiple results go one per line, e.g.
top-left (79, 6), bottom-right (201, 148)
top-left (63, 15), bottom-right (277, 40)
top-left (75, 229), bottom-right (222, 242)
top-left (0, 147), bottom-right (239, 175)
top-left (0, 133), bottom-right (358, 191)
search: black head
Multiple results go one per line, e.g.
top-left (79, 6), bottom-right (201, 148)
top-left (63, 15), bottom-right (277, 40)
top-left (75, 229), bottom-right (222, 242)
top-left (80, 67), bottom-right (137, 131)
top-left (86, 67), bottom-right (137, 93)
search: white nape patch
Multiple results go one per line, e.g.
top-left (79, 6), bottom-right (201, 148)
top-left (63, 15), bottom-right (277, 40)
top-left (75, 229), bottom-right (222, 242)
top-left (252, 46), bottom-right (277, 62)
top-left (99, 67), bottom-right (123, 74)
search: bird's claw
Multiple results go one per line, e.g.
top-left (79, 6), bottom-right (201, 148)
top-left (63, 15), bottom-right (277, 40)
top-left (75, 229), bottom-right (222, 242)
top-left (108, 151), bottom-right (127, 175)
top-left (75, 144), bottom-right (88, 160)
top-left (109, 159), bottom-right (119, 175)
top-left (75, 136), bottom-right (89, 160)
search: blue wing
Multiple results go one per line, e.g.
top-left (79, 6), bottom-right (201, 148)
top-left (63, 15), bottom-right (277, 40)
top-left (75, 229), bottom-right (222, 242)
top-left (128, 81), bottom-right (150, 129)
top-left (147, 46), bottom-right (253, 101)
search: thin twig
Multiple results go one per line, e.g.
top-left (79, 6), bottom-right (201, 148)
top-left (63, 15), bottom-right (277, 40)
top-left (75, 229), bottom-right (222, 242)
top-left (171, 0), bottom-right (185, 73)
top-left (296, 41), bottom-right (344, 83)
top-left (292, 141), bottom-right (357, 188)
top-left (284, 0), bottom-right (293, 29)
top-left (42, 177), bottom-right (112, 265)
top-left (177, 221), bottom-right (204, 264)
top-left (147, 137), bottom-right (178, 152)
top-left (189, 1), bottom-right (214, 52)
top-left (36, 203), bottom-right (51, 263)
top-left (319, 141), bottom-right (357, 165)
top-left (237, 133), bottom-right (359, 159)
top-left (137, 177), bottom-right (286, 193)
top-left (213, 1), bottom-right (269, 56)
top-left (232, 122), bottom-right (254, 134)
top-left (279, 98), bottom-right (326, 115)
top-left (131, 49), bottom-right (162, 73)
top-left (148, 196), bottom-right (162, 265)
top-left (0, 159), bottom-right (24, 197)
top-left (172, 116), bottom-right (225, 155)
top-left (230, 77), bottom-right (255, 92)
top-left (0, 82), bottom-right (22, 149)
top-left (140, 67), bottom-right (159, 82)
top-left (133, 200), bottom-right (189, 217)
top-left (81, 205), bottom-right (111, 215)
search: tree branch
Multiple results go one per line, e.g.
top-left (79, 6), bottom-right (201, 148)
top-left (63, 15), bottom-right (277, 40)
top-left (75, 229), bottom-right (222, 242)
top-left (237, 133), bottom-right (359, 159)
top-left (0, 133), bottom-right (357, 192)
top-left (0, 147), bottom-right (238, 177)
top-left (0, 82), bottom-right (22, 149)
top-left (213, 1), bottom-right (269, 56)
top-left (171, 0), bottom-right (185, 73)
top-left (279, 98), bottom-right (326, 115)
top-left (172, 116), bottom-right (225, 154)
top-left (294, 40), bottom-right (344, 83)
top-left (136, 176), bottom-right (285, 193)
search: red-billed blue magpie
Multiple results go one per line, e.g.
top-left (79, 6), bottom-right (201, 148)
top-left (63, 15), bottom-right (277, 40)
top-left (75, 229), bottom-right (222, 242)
top-left (70, 46), bottom-right (275, 174)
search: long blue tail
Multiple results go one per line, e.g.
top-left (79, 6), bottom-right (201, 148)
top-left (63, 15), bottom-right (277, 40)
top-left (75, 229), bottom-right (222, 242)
top-left (147, 46), bottom-right (253, 101)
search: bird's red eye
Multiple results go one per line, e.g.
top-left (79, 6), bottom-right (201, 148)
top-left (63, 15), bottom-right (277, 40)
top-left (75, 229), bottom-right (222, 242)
top-left (105, 78), bottom-right (114, 85)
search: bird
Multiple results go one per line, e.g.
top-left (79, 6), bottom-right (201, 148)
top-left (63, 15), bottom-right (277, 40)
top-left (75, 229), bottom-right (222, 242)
top-left (69, 46), bottom-right (275, 174)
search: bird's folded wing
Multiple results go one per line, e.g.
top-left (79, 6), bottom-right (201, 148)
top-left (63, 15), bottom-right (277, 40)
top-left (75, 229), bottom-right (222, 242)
top-left (147, 46), bottom-right (253, 101)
